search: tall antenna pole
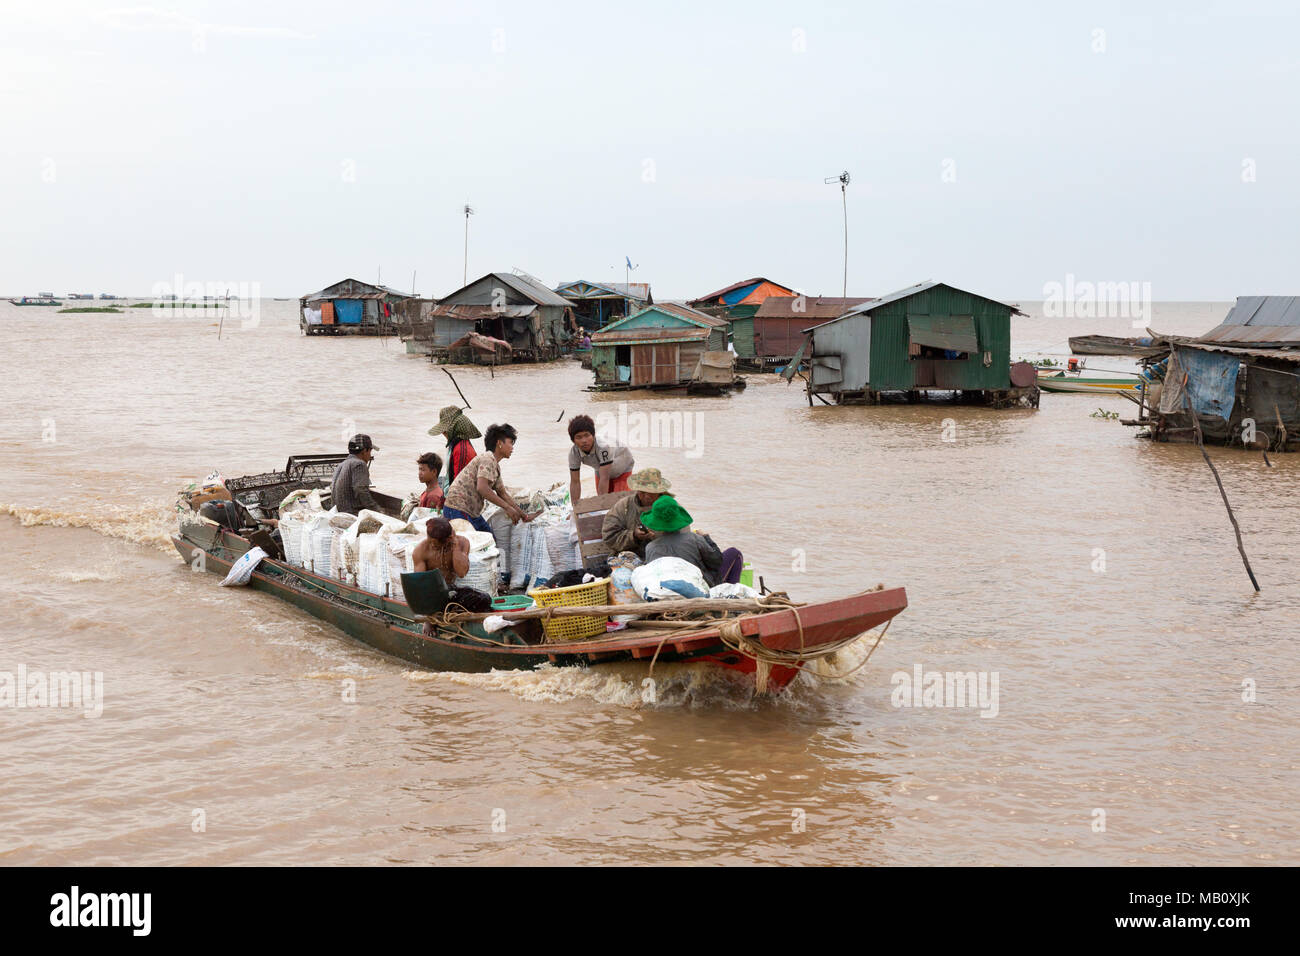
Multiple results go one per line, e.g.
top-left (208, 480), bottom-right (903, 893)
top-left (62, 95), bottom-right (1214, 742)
top-left (463, 204), bottom-right (474, 287)
top-left (825, 170), bottom-right (850, 300)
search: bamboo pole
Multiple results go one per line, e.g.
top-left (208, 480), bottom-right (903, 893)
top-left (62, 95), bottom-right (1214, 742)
top-left (416, 596), bottom-right (798, 624)
top-left (1184, 392), bottom-right (1260, 592)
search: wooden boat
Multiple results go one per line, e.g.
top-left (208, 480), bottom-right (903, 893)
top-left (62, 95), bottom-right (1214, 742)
top-left (1068, 335), bottom-right (1166, 358)
top-left (9, 296), bottom-right (62, 306)
top-left (1037, 369), bottom-right (1141, 394)
top-left (172, 464), bottom-right (906, 694)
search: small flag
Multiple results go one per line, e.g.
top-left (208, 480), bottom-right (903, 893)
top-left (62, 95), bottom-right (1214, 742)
top-left (625, 256), bottom-right (633, 270)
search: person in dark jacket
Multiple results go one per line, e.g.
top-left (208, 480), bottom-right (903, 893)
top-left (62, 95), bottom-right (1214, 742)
top-left (642, 496), bottom-right (743, 587)
top-left (331, 434), bottom-right (380, 516)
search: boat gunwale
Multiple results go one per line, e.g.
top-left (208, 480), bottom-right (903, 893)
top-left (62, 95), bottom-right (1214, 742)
top-left (172, 529), bottom-right (905, 660)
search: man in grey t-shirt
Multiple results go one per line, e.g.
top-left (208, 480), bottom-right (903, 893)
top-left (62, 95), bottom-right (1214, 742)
top-left (566, 414), bottom-right (634, 502)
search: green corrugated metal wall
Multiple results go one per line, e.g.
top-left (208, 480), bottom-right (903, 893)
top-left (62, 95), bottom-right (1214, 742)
top-left (592, 346), bottom-right (617, 382)
top-left (708, 328), bottom-right (726, 351)
top-left (730, 317), bottom-right (755, 357)
top-left (867, 286), bottom-right (1011, 390)
top-left (726, 304), bottom-right (760, 319)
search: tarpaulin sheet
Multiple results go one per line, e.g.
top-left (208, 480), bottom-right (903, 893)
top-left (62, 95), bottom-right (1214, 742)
top-left (907, 315), bottom-right (978, 353)
top-left (720, 282), bottom-right (761, 306)
top-left (1164, 346), bottom-right (1240, 420)
top-left (335, 300), bottom-right (363, 325)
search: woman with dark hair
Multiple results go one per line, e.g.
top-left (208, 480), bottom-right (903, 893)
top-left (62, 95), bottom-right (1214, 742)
top-left (567, 413), bottom-right (634, 503)
top-left (411, 518), bottom-right (492, 613)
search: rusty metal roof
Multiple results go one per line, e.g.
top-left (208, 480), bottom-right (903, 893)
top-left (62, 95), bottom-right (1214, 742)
top-left (753, 295), bottom-right (874, 319)
top-left (304, 291), bottom-right (390, 302)
top-left (429, 304), bottom-right (536, 320)
top-left (591, 326), bottom-right (710, 345)
top-left (1199, 296), bottom-right (1300, 346)
top-left (1177, 341), bottom-right (1300, 363)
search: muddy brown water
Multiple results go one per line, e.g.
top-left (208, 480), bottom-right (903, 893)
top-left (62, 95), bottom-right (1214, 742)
top-left (1, 301), bottom-right (1295, 864)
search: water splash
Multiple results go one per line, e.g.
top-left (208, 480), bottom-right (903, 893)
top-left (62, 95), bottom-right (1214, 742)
top-left (2, 501), bottom-right (175, 552)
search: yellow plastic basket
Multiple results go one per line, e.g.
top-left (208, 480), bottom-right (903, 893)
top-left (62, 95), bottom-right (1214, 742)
top-left (527, 578), bottom-right (611, 642)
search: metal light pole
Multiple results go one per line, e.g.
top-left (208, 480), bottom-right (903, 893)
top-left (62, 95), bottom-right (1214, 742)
top-left (824, 171), bottom-right (850, 300)
top-left (463, 204), bottom-right (474, 287)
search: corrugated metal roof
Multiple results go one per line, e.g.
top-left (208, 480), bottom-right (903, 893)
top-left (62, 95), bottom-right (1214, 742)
top-left (1177, 341), bottom-right (1300, 363)
top-left (429, 304), bottom-right (535, 320)
top-left (653, 302), bottom-right (728, 327)
top-left (300, 277), bottom-right (416, 300)
top-left (1219, 295), bottom-right (1300, 327)
top-left (555, 280), bottom-right (651, 300)
top-left (1197, 296), bottom-right (1300, 346)
top-left (304, 291), bottom-right (389, 302)
top-left (803, 280), bottom-right (1026, 332)
top-left (491, 271), bottom-right (573, 308)
top-left (753, 295), bottom-right (874, 319)
top-left (591, 326), bottom-right (710, 345)
top-left (1198, 324), bottom-right (1300, 346)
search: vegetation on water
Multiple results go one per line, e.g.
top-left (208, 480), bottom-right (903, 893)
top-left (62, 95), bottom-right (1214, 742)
top-left (58, 306), bottom-right (123, 313)
top-left (1019, 356), bottom-right (1060, 368)
top-left (1091, 408), bottom-right (1120, 420)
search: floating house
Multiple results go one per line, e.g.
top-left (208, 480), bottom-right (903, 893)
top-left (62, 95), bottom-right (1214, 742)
top-left (791, 281), bottom-right (1033, 406)
top-left (431, 271), bottom-right (576, 362)
top-left (687, 276), bottom-right (797, 354)
top-left (299, 278), bottom-right (418, 336)
top-left (554, 280), bottom-right (652, 330)
top-left (1136, 296), bottom-right (1300, 449)
top-left (589, 302), bottom-right (740, 393)
top-left (743, 295), bottom-right (874, 368)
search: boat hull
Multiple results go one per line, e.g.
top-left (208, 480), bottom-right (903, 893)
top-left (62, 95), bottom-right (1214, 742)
top-left (172, 528), bottom-right (906, 693)
top-left (1068, 335), bottom-right (1165, 358)
top-left (1037, 374), bottom-right (1139, 394)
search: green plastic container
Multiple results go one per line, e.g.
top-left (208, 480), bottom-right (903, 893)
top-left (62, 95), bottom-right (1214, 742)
top-left (492, 594), bottom-right (535, 611)
top-left (739, 563), bottom-right (754, 588)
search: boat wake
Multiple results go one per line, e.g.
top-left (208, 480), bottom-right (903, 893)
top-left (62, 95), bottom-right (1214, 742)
top-left (404, 660), bottom-right (762, 709)
top-left (401, 629), bottom-right (889, 709)
top-left (2, 501), bottom-right (176, 552)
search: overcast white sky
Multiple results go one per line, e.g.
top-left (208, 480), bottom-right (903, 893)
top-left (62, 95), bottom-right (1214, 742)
top-left (2, 0), bottom-right (1297, 300)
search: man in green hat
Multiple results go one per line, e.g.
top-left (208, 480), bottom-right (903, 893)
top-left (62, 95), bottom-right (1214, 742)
top-left (427, 405), bottom-right (481, 487)
top-left (600, 467), bottom-right (671, 560)
top-left (642, 495), bottom-right (743, 587)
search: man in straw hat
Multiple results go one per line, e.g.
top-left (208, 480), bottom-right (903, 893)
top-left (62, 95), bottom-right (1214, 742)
top-left (642, 495), bottom-right (744, 588)
top-left (427, 405), bottom-right (481, 488)
top-left (600, 467), bottom-right (671, 560)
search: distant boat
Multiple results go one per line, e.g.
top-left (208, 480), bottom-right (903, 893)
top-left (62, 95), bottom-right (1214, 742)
top-left (67, 293), bottom-right (95, 300)
top-left (98, 294), bottom-right (120, 300)
top-left (1069, 334), bottom-right (1165, 358)
top-left (1037, 369), bottom-right (1140, 394)
top-left (9, 296), bottom-right (62, 306)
